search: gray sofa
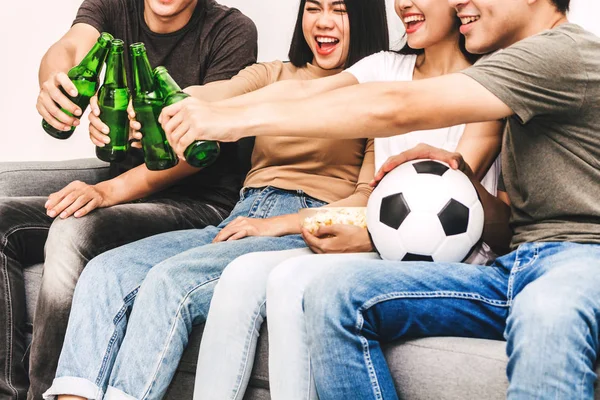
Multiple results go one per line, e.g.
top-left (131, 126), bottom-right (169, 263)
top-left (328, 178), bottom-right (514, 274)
top-left (3, 159), bottom-right (599, 400)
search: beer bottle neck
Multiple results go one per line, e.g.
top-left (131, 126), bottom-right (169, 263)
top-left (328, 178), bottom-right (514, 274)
top-left (79, 34), bottom-right (112, 75)
top-left (104, 48), bottom-right (127, 88)
top-left (132, 52), bottom-right (155, 95)
top-left (155, 69), bottom-right (184, 98)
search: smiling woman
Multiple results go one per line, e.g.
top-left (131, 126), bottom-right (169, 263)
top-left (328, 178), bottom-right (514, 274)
top-left (288, 0), bottom-right (389, 71)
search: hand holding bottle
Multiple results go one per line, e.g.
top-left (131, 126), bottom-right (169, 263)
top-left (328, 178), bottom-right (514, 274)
top-left (37, 72), bottom-right (82, 132)
top-left (89, 97), bottom-right (137, 147)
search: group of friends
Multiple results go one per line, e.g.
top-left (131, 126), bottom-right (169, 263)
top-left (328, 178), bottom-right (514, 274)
top-left (1, 0), bottom-right (599, 398)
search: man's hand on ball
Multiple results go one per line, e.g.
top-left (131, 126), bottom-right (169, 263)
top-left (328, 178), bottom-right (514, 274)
top-left (301, 225), bottom-right (373, 254)
top-left (371, 143), bottom-right (474, 187)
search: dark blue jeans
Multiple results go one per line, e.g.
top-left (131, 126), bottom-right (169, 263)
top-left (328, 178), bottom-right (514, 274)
top-left (301, 242), bottom-right (600, 400)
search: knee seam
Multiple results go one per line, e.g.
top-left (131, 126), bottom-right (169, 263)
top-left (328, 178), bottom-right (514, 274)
top-left (141, 275), bottom-right (220, 400)
top-left (1, 225), bottom-right (48, 398)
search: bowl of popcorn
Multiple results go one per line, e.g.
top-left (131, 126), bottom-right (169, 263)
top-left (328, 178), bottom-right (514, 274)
top-left (300, 207), bottom-right (368, 234)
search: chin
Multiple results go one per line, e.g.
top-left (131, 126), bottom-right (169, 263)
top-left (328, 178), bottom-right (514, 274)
top-left (315, 56), bottom-right (344, 70)
top-left (465, 38), bottom-right (490, 54)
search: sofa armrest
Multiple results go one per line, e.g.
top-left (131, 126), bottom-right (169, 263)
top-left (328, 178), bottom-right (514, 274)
top-left (0, 158), bottom-right (111, 197)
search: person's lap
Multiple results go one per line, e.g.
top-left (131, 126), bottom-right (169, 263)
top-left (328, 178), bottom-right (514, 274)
top-left (47, 187), bottom-right (324, 399)
top-left (301, 242), bottom-right (600, 399)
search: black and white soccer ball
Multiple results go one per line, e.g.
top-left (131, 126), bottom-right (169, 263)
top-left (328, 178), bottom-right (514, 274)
top-left (367, 159), bottom-right (484, 263)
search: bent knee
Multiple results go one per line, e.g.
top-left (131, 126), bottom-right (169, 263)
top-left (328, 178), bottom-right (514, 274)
top-left (46, 215), bottom-right (97, 253)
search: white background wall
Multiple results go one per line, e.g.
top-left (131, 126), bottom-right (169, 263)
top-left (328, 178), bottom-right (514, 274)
top-left (0, 0), bottom-right (596, 163)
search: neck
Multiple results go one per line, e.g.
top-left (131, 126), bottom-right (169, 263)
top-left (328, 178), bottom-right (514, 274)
top-left (500, 8), bottom-right (569, 48)
top-left (144, 0), bottom-right (199, 34)
top-left (513, 10), bottom-right (569, 45)
top-left (415, 35), bottom-right (471, 79)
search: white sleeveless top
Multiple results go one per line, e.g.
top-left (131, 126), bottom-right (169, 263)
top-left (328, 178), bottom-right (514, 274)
top-left (346, 52), bottom-right (501, 264)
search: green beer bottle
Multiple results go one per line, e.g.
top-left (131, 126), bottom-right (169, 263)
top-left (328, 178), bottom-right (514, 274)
top-left (130, 43), bottom-right (178, 170)
top-left (42, 32), bottom-right (114, 140)
top-left (96, 39), bottom-right (130, 162)
top-left (154, 66), bottom-right (220, 168)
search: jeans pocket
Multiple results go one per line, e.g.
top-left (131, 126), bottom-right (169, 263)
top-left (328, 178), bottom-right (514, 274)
top-left (512, 243), bottom-right (540, 273)
top-left (303, 195), bottom-right (327, 209)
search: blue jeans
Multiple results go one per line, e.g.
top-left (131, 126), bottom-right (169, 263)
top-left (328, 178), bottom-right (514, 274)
top-left (300, 242), bottom-right (600, 400)
top-left (42, 187), bottom-right (325, 400)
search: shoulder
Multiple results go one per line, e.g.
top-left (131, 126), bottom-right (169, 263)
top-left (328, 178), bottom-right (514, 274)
top-left (234, 60), bottom-right (285, 85)
top-left (483, 24), bottom-right (582, 66)
top-left (204, 0), bottom-right (257, 35)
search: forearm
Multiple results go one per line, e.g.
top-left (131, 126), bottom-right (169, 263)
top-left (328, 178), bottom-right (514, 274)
top-left (325, 192), bottom-right (370, 208)
top-left (473, 182), bottom-right (512, 255)
top-left (38, 43), bottom-right (77, 87)
top-left (95, 162), bottom-right (199, 206)
top-left (228, 75), bottom-right (512, 142)
top-left (215, 79), bottom-right (312, 108)
top-left (235, 82), bottom-right (408, 141)
top-left (266, 213), bottom-right (303, 236)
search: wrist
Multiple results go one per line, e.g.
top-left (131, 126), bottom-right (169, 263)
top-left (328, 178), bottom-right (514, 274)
top-left (273, 214), bottom-right (302, 236)
top-left (241, 102), bottom-right (278, 140)
top-left (94, 180), bottom-right (117, 206)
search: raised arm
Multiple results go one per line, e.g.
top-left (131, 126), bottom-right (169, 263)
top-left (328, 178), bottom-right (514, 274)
top-left (213, 72), bottom-right (358, 108)
top-left (37, 24), bottom-right (101, 131)
top-left (244, 73), bottom-right (514, 140)
top-left (163, 73), bottom-right (514, 153)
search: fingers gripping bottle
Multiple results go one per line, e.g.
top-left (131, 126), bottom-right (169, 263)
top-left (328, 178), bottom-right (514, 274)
top-left (96, 39), bottom-right (130, 162)
top-left (153, 66), bottom-right (220, 168)
top-left (42, 32), bottom-right (114, 139)
top-left (130, 43), bottom-right (178, 170)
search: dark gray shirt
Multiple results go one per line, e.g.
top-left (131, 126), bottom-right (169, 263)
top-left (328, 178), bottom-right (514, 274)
top-left (74, 0), bottom-right (258, 210)
top-left (463, 24), bottom-right (600, 248)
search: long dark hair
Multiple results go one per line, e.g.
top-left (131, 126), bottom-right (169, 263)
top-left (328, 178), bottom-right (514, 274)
top-left (288, 0), bottom-right (390, 69)
top-left (398, 17), bottom-right (480, 65)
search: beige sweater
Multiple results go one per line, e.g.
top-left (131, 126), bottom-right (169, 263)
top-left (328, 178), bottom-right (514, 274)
top-left (230, 61), bottom-right (374, 206)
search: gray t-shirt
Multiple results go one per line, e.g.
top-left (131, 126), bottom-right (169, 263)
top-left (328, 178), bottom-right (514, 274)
top-left (462, 23), bottom-right (600, 249)
top-left (73, 0), bottom-right (258, 210)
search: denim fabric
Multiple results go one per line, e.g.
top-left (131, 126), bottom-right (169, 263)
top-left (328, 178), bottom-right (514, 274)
top-left (301, 242), bottom-right (600, 400)
top-left (195, 249), bottom-right (378, 400)
top-left (0, 161), bottom-right (229, 400)
top-left (0, 198), bottom-right (51, 400)
top-left (0, 159), bottom-right (110, 198)
top-left (43, 187), bottom-right (326, 400)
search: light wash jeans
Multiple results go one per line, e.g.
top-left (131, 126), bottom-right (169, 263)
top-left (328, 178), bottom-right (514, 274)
top-left (194, 249), bottom-right (380, 400)
top-left (42, 186), bottom-right (325, 400)
top-left (297, 242), bottom-right (600, 400)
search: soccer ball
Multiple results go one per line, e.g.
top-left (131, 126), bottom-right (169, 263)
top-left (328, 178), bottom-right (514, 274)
top-left (367, 159), bottom-right (484, 263)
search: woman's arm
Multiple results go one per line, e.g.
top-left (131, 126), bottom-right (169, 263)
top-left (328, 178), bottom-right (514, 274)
top-left (213, 72), bottom-right (358, 108)
top-left (456, 120), bottom-right (504, 182)
top-left (213, 138), bottom-right (374, 242)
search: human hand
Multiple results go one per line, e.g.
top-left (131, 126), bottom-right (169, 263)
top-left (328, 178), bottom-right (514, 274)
top-left (127, 101), bottom-right (143, 149)
top-left (371, 143), bottom-right (474, 187)
top-left (213, 216), bottom-right (286, 242)
top-left (88, 95), bottom-right (110, 147)
top-left (45, 181), bottom-right (110, 219)
top-left (89, 98), bottom-right (138, 148)
top-left (160, 97), bottom-right (239, 159)
top-left (301, 224), bottom-right (373, 254)
top-left (36, 71), bottom-right (82, 131)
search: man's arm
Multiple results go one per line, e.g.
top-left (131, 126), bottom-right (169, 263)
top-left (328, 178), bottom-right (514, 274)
top-left (163, 73), bottom-right (515, 152)
top-left (45, 162), bottom-right (200, 218)
top-left (37, 23), bottom-right (101, 131)
top-left (244, 73), bottom-right (514, 140)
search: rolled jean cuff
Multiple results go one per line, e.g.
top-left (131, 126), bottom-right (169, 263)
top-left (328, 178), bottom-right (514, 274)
top-left (42, 376), bottom-right (103, 399)
top-left (105, 386), bottom-right (137, 400)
